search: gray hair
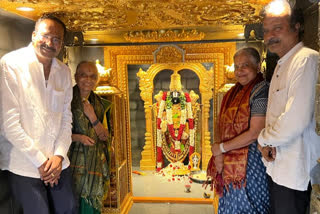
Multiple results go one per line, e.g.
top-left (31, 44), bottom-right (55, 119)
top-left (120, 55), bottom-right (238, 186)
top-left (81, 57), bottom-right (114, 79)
top-left (233, 47), bottom-right (261, 65)
top-left (74, 61), bottom-right (100, 84)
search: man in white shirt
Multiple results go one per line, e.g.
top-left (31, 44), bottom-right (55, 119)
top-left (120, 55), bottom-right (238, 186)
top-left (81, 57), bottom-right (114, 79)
top-left (258, 1), bottom-right (320, 213)
top-left (0, 14), bottom-right (76, 213)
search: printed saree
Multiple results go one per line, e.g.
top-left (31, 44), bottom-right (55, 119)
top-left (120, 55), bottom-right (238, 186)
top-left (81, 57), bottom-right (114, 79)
top-left (207, 73), bottom-right (264, 196)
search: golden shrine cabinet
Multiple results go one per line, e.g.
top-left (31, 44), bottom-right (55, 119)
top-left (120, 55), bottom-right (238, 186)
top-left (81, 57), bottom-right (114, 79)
top-left (95, 43), bottom-right (241, 213)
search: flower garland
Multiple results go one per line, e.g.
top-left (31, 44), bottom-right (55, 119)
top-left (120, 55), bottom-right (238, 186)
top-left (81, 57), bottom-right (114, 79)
top-left (166, 92), bottom-right (187, 146)
top-left (156, 91), bottom-right (195, 170)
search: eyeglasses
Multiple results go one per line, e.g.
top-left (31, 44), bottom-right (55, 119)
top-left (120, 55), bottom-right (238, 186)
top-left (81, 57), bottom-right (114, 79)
top-left (78, 73), bottom-right (98, 81)
top-left (37, 33), bottom-right (62, 45)
top-left (234, 62), bottom-right (251, 71)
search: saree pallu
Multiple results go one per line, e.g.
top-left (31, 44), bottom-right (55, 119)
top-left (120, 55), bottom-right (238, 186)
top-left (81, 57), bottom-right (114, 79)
top-left (68, 85), bottom-right (112, 214)
top-left (208, 73), bottom-right (264, 196)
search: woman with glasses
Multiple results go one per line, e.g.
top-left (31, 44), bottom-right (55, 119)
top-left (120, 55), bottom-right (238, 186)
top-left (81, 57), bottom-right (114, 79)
top-left (208, 47), bottom-right (270, 214)
top-left (68, 61), bottom-right (112, 214)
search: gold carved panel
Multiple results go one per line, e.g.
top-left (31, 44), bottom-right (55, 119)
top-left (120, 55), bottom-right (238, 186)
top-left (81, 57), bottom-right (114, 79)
top-left (154, 45), bottom-right (184, 63)
top-left (1, 0), bottom-right (272, 43)
top-left (1, 0), bottom-right (270, 32)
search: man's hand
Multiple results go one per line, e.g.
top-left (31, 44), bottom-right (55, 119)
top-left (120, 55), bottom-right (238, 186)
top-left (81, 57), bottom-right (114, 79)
top-left (211, 143), bottom-right (222, 157)
top-left (38, 160), bottom-right (59, 187)
top-left (38, 160), bottom-right (50, 180)
top-left (41, 155), bottom-right (63, 186)
top-left (215, 154), bottom-right (224, 173)
top-left (258, 144), bottom-right (276, 162)
top-left (51, 176), bottom-right (60, 187)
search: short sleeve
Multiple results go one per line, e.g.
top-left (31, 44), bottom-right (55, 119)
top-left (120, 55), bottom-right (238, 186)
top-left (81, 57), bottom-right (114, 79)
top-left (250, 81), bottom-right (269, 117)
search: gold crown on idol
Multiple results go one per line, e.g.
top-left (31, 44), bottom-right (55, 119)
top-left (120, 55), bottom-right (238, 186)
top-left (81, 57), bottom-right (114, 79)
top-left (169, 71), bottom-right (182, 91)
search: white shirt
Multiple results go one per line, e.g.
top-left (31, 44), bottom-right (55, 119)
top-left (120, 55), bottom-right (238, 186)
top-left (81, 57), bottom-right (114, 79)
top-left (258, 42), bottom-right (320, 191)
top-left (0, 44), bottom-right (73, 178)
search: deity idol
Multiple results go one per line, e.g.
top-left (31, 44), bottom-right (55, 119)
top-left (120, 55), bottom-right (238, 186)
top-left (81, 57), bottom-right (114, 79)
top-left (155, 71), bottom-right (199, 171)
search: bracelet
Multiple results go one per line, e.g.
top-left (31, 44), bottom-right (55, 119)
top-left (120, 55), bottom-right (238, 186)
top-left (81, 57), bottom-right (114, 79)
top-left (219, 143), bottom-right (226, 153)
top-left (91, 119), bottom-right (99, 127)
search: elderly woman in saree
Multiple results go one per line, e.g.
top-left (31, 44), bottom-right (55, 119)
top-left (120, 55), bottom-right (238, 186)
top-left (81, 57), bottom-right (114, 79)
top-left (68, 61), bottom-right (112, 214)
top-left (208, 47), bottom-right (270, 214)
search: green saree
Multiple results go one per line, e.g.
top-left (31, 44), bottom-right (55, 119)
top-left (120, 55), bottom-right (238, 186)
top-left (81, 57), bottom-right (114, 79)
top-left (68, 85), bottom-right (112, 214)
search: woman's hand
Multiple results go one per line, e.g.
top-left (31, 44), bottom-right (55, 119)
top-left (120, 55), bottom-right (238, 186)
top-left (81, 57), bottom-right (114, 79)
top-left (95, 124), bottom-right (109, 141)
top-left (72, 134), bottom-right (95, 146)
top-left (83, 101), bottom-right (97, 123)
top-left (80, 135), bottom-right (95, 146)
top-left (215, 154), bottom-right (224, 173)
top-left (211, 143), bottom-right (222, 156)
top-left (81, 101), bottom-right (109, 142)
top-left (98, 133), bottom-right (108, 141)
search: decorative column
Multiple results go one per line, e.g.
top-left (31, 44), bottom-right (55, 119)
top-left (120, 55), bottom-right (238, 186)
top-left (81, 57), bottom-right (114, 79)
top-left (137, 68), bottom-right (156, 170)
top-left (199, 66), bottom-right (215, 170)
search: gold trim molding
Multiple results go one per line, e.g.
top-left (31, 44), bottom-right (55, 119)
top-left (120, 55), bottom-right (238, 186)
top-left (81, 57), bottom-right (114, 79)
top-left (124, 29), bottom-right (205, 43)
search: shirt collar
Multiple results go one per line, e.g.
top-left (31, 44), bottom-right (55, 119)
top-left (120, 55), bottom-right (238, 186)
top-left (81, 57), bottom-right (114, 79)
top-left (277, 42), bottom-right (303, 65)
top-left (27, 43), bottom-right (39, 63)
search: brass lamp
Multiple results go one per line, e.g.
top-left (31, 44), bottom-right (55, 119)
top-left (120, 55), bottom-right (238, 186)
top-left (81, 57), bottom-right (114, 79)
top-left (95, 59), bottom-right (121, 95)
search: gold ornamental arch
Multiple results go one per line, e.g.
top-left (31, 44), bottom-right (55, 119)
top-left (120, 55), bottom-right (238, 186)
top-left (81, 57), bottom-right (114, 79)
top-left (137, 62), bottom-right (214, 170)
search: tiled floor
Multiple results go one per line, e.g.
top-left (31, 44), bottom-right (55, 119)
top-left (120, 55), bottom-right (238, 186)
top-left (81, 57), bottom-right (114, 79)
top-left (129, 203), bottom-right (214, 214)
top-left (132, 167), bottom-right (213, 198)
top-left (130, 167), bottom-right (215, 214)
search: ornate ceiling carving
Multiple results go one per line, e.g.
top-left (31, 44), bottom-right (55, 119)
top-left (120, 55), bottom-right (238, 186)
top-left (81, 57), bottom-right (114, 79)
top-left (0, 0), bottom-right (272, 43)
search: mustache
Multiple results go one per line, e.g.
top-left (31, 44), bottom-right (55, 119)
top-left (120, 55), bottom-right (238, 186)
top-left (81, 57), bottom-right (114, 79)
top-left (40, 44), bottom-right (56, 52)
top-left (266, 38), bottom-right (280, 46)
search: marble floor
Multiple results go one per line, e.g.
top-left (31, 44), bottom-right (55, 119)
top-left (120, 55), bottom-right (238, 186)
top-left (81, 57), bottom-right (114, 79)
top-left (129, 167), bottom-right (215, 214)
